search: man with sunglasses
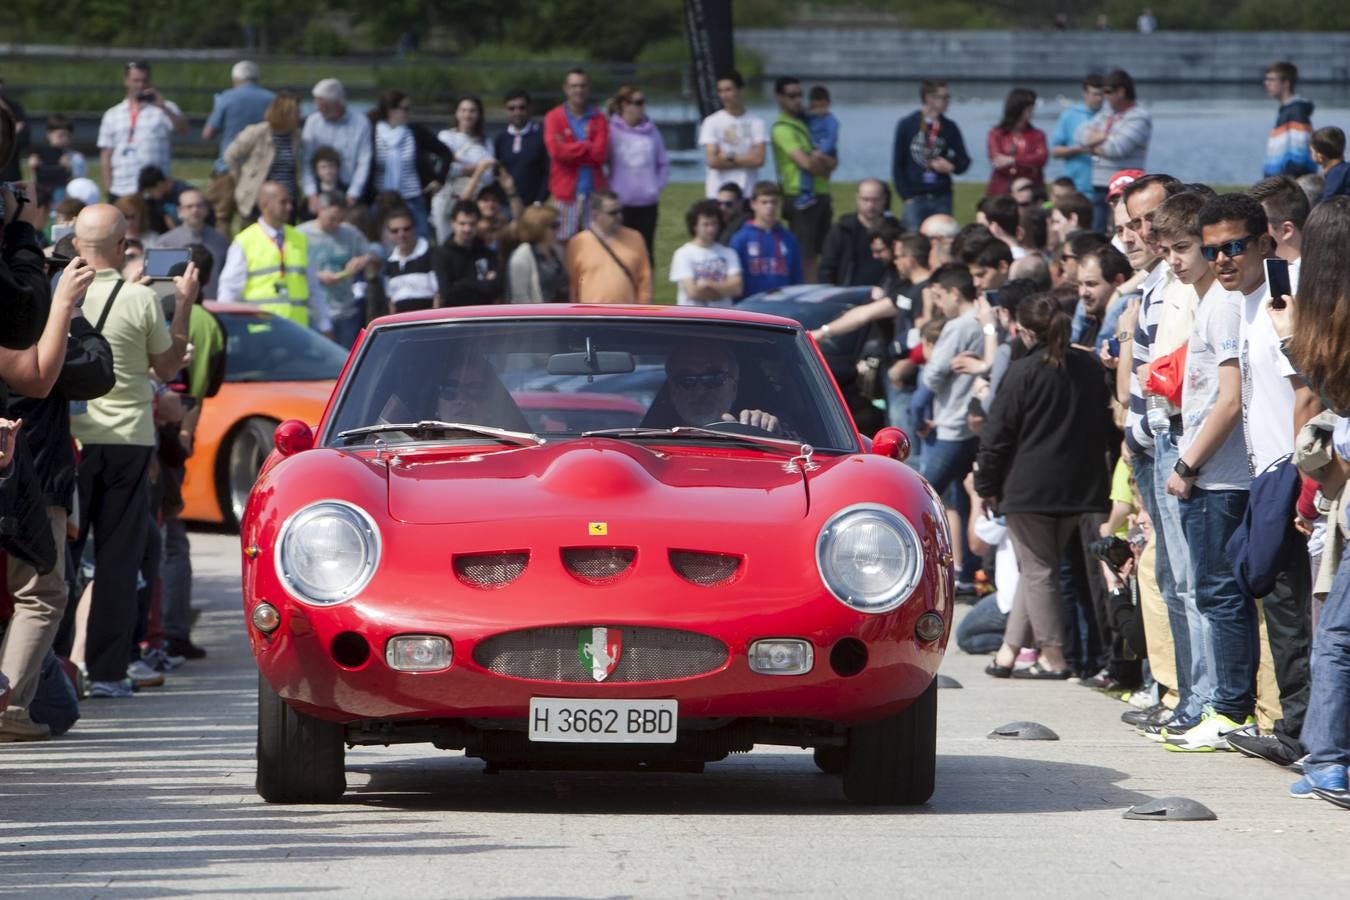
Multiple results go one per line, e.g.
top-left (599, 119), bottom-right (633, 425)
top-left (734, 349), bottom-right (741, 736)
top-left (565, 190), bottom-right (651, 304)
top-left (492, 90), bottom-right (548, 207)
top-left (663, 344), bottom-right (779, 434)
top-left (1075, 70), bottom-right (1152, 232)
top-left (771, 77), bottom-right (835, 283)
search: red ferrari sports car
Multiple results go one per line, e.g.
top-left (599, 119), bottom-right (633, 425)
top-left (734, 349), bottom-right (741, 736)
top-left (242, 304), bottom-right (953, 805)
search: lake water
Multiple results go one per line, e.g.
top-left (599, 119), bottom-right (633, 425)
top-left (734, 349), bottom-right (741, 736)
top-left (655, 80), bottom-right (1350, 188)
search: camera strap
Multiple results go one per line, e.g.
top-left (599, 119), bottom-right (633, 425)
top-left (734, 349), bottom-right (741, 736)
top-left (93, 279), bottom-right (125, 334)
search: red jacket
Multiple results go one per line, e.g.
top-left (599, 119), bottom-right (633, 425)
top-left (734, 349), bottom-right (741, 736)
top-left (985, 126), bottom-right (1048, 197)
top-left (543, 105), bottom-right (609, 202)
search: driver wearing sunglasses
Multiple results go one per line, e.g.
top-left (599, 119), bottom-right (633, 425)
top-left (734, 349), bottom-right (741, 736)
top-left (665, 344), bottom-right (780, 434)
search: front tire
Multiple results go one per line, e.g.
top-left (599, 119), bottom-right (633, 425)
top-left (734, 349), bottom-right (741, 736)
top-left (256, 673), bottom-right (346, 803)
top-left (842, 677), bottom-right (937, 805)
top-left (222, 417), bottom-right (279, 528)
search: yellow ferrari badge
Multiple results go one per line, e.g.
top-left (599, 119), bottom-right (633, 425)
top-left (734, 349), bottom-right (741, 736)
top-left (588, 522), bottom-right (608, 536)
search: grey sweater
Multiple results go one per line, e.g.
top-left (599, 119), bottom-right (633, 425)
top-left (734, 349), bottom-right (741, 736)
top-left (921, 311), bottom-right (986, 441)
top-left (1076, 104), bottom-right (1152, 189)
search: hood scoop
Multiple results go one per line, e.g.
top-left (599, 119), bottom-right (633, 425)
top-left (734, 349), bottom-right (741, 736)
top-left (537, 446), bottom-right (655, 499)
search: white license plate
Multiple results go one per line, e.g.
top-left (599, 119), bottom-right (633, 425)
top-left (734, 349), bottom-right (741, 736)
top-left (528, 698), bottom-right (678, 743)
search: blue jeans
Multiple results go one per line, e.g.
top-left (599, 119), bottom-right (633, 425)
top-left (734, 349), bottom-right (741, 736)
top-left (956, 592), bottom-right (1008, 654)
top-left (332, 308), bottom-right (364, 349)
top-left (403, 194), bottom-right (431, 241)
top-left (901, 192), bottom-right (953, 232)
top-left (1179, 485), bottom-right (1255, 719)
top-left (884, 382), bottom-right (922, 467)
top-left (1152, 433), bottom-right (1210, 718)
top-left (922, 436), bottom-right (979, 582)
top-left (1302, 549), bottom-right (1350, 768)
top-left (160, 515), bottom-right (192, 642)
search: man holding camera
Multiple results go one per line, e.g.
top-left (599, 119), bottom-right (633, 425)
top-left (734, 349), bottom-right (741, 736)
top-left (96, 61), bottom-right (187, 203)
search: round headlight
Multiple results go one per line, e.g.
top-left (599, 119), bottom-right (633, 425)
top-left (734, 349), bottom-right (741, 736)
top-left (276, 501), bottom-right (380, 604)
top-left (816, 504), bottom-right (923, 613)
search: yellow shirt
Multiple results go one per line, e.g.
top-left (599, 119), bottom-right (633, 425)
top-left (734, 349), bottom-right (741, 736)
top-left (71, 269), bottom-right (171, 446)
top-left (565, 226), bottom-right (653, 304)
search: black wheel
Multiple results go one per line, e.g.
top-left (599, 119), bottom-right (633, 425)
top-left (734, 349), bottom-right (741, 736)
top-left (222, 417), bottom-right (279, 528)
top-left (813, 746), bottom-right (845, 774)
top-left (842, 677), bottom-right (937, 805)
top-left (256, 673), bottom-right (346, 803)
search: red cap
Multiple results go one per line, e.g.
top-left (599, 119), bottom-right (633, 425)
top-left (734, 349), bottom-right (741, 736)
top-left (1106, 169), bottom-right (1146, 200)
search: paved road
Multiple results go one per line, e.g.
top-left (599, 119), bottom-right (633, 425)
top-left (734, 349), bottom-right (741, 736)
top-left (3, 531), bottom-right (1347, 899)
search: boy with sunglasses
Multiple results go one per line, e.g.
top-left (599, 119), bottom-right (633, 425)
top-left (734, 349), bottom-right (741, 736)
top-left (1161, 193), bottom-right (1269, 752)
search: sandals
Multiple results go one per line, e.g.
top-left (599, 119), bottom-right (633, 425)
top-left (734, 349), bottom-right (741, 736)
top-left (984, 661), bottom-right (1013, 678)
top-left (1011, 662), bottom-right (1074, 680)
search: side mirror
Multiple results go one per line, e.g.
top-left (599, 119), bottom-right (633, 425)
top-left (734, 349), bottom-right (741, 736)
top-left (274, 420), bottom-right (314, 457)
top-left (871, 426), bottom-right (911, 462)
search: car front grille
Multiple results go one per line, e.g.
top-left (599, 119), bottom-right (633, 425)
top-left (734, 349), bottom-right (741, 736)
top-left (472, 626), bottom-right (729, 682)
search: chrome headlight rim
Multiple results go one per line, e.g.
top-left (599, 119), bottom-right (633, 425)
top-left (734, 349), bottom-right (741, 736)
top-left (815, 502), bottom-right (924, 614)
top-left (274, 499), bottom-right (381, 606)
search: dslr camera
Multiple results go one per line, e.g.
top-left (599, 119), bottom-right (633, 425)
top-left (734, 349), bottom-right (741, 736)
top-left (1089, 535), bottom-right (1134, 574)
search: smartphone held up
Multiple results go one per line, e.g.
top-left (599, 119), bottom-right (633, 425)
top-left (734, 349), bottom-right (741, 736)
top-left (1265, 257), bottom-right (1291, 310)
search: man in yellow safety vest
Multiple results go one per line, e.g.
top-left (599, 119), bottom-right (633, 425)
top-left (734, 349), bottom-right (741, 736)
top-left (217, 181), bottom-right (332, 336)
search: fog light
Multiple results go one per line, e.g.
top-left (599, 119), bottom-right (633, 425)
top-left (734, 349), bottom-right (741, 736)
top-left (251, 602), bottom-right (280, 634)
top-left (748, 639), bottom-right (813, 675)
top-left (915, 612), bottom-right (945, 643)
top-left (386, 635), bottom-right (452, 672)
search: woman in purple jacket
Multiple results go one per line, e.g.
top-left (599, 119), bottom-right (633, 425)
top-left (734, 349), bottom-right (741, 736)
top-left (606, 85), bottom-right (669, 264)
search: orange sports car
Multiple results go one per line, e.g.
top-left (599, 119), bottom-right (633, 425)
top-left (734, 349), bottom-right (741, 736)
top-left (181, 303), bottom-right (349, 526)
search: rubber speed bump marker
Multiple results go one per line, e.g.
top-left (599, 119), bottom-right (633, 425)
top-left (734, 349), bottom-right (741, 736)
top-left (987, 721), bottom-right (1059, 740)
top-left (1122, 797), bottom-right (1217, 822)
top-left (936, 674), bottom-right (963, 689)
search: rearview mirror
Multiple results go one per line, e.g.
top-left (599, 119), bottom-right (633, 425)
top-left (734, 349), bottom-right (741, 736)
top-left (547, 349), bottom-right (636, 376)
top-left (871, 426), bottom-right (910, 462)
top-left (275, 420), bottom-right (315, 457)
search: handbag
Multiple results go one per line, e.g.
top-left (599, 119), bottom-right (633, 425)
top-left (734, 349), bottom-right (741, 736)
top-left (1144, 341), bottom-right (1187, 409)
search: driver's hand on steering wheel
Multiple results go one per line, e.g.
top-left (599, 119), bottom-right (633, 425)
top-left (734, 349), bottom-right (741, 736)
top-left (723, 409), bottom-right (780, 434)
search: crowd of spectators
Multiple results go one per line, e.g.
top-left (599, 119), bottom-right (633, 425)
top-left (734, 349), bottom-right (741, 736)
top-left (0, 53), bottom-right (1347, 811)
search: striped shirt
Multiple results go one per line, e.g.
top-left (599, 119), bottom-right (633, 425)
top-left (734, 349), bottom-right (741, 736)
top-left (374, 122), bottom-right (421, 200)
top-left (1124, 262), bottom-right (1169, 455)
top-left (384, 238), bottom-right (438, 309)
top-left (97, 98), bottom-right (183, 196)
top-left (266, 132), bottom-right (297, 193)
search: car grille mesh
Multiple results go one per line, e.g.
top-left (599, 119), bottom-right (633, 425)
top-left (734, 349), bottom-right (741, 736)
top-left (473, 626), bottom-right (728, 682)
top-left (454, 552), bottom-right (529, 588)
top-left (561, 547), bottom-right (636, 583)
top-left (669, 550), bottom-right (741, 586)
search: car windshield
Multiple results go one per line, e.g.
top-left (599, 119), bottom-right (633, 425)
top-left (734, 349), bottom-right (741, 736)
top-left (218, 311), bottom-right (349, 383)
top-left (323, 318), bottom-right (857, 451)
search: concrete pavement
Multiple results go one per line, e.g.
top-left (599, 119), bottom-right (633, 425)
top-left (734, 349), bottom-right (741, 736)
top-left (2, 530), bottom-right (1346, 899)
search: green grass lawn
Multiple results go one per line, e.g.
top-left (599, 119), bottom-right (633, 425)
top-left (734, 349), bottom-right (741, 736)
top-left (93, 157), bottom-right (992, 305)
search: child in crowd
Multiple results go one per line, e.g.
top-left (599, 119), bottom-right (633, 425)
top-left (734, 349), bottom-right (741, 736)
top-left (27, 114), bottom-right (87, 203)
top-left (1311, 126), bottom-right (1348, 201)
top-left (792, 85), bottom-right (840, 210)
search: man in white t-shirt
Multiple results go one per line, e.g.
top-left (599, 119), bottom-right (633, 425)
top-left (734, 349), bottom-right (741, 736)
top-left (1220, 190), bottom-right (1316, 768)
top-left (670, 199), bottom-right (742, 307)
top-left (698, 70), bottom-right (767, 199)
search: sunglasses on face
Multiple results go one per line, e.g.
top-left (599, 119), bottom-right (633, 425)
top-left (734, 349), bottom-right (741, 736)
top-left (440, 379), bottom-right (490, 396)
top-left (783, 91), bottom-right (802, 99)
top-left (717, 199), bottom-right (737, 208)
top-left (671, 371), bottom-right (733, 390)
top-left (627, 97), bottom-right (646, 106)
top-left (388, 225), bottom-right (414, 234)
top-left (1200, 234), bottom-right (1257, 261)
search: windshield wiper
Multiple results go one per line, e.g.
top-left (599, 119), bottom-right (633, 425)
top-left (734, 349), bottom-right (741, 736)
top-left (337, 420), bottom-right (543, 447)
top-left (581, 426), bottom-right (802, 455)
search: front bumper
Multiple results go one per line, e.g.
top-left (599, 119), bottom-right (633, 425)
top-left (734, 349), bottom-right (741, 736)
top-left (248, 591), bottom-right (948, 727)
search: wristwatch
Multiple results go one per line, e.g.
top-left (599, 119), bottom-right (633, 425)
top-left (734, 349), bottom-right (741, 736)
top-left (1173, 458), bottom-right (1199, 479)
top-left (982, 322), bottom-right (997, 336)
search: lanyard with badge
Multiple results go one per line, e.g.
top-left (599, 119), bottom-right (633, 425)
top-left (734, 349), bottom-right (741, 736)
top-left (122, 102), bottom-right (143, 161)
top-left (922, 118), bottom-right (942, 184)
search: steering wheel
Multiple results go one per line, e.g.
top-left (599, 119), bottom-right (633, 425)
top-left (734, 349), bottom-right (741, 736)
top-left (701, 419), bottom-right (779, 438)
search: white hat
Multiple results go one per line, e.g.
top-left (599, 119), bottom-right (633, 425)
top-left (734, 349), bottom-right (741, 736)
top-left (65, 178), bottom-right (101, 207)
top-left (312, 78), bottom-right (346, 103)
